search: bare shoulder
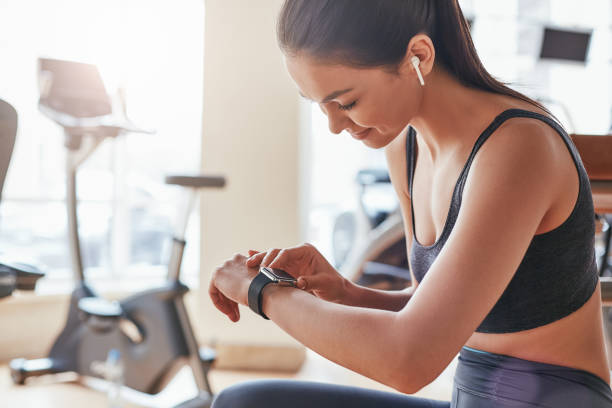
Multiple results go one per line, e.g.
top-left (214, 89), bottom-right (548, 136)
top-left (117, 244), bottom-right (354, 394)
top-left (465, 112), bottom-right (574, 218)
top-left (474, 112), bottom-right (568, 179)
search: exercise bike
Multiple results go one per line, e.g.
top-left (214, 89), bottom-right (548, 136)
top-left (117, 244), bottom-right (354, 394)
top-left (9, 58), bottom-right (224, 408)
top-left (332, 168), bottom-right (411, 290)
top-left (0, 98), bottom-right (45, 299)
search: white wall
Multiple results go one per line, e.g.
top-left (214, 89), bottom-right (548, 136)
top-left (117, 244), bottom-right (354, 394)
top-left (198, 0), bottom-right (305, 349)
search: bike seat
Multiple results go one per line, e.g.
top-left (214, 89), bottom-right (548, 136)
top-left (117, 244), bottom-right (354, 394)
top-left (165, 174), bottom-right (226, 189)
top-left (38, 104), bottom-right (151, 135)
top-left (0, 267), bottom-right (15, 299)
top-left (356, 169), bottom-right (390, 186)
top-left (0, 261), bottom-right (45, 291)
top-left (78, 297), bottom-right (123, 318)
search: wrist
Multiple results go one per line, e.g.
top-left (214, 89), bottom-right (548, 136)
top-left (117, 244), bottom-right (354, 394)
top-left (339, 278), bottom-right (361, 306)
top-left (261, 283), bottom-right (292, 320)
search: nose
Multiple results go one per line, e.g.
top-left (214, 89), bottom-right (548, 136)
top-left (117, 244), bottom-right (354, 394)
top-left (319, 103), bottom-right (350, 135)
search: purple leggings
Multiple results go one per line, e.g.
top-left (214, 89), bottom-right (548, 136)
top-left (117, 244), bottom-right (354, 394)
top-left (212, 346), bottom-right (612, 407)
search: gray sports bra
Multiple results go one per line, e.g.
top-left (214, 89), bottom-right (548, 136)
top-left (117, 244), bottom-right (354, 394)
top-left (407, 108), bottom-right (598, 333)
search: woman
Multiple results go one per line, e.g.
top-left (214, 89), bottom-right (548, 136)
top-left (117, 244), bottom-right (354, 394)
top-left (208, 1), bottom-right (612, 406)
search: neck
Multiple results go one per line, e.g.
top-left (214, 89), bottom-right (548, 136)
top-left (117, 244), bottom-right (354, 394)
top-left (409, 66), bottom-right (508, 161)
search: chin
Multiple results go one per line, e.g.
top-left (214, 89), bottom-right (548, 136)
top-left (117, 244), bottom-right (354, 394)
top-left (361, 139), bottom-right (384, 149)
top-left (362, 130), bottom-right (395, 149)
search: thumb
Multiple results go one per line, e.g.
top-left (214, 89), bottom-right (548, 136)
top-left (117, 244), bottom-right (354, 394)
top-left (297, 275), bottom-right (326, 290)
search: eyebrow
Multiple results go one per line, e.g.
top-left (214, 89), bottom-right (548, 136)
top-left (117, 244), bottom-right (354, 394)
top-left (299, 88), bottom-right (354, 103)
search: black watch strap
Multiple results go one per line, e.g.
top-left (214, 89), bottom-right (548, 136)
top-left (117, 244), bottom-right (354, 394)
top-left (248, 273), bottom-right (274, 320)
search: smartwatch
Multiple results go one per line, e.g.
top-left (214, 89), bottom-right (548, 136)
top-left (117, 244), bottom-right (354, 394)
top-left (248, 267), bottom-right (297, 319)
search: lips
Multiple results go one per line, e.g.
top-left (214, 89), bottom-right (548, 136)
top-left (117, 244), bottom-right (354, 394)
top-left (350, 128), bottom-right (371, 140)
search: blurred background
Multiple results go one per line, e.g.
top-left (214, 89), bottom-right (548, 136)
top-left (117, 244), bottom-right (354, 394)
top-left (0, 0), bottom-right (204, 292)
top-left (0, 0), bottom-right (611, 406)
top-left (1, 0), bottom-right (610, 293)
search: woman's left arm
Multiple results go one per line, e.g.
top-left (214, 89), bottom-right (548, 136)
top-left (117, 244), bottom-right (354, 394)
top-left (212, 122), bottom-right (562, 394)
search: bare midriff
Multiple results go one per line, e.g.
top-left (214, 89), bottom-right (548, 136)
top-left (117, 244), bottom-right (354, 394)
top-left (465, 280), bottom-right (611, 385)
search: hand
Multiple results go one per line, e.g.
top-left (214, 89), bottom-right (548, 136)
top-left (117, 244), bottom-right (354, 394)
top-left (208, 253), bottom-right (259, 323)
top-left (246, 243), bottom-right (349, 304)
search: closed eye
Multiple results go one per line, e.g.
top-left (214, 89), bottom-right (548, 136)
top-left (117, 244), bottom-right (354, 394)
top-left (338, 100), bottom-right (357, 111)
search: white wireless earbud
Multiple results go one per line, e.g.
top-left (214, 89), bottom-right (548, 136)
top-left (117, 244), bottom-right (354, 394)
top-left (411, 56), bottom-right (425, 86)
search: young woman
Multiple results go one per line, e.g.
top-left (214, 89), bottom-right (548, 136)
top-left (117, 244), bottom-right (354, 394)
top-left (208, 1), bottom-right (612, 406)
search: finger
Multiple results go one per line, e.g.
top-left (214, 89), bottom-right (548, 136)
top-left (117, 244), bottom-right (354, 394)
top-left (270, 250), bottom-right (306, 280)
top-left (210, 289), bottom-right (235, 316)
top-left (248, 249), bottom-right (260, 256)
top-left (209, 284), bottom-right (239, 320)
top-left (261, 249), bottom-right (281, 267)
top-left (267, 248), bottom-right (285, 268)
top-left (230, 298), bottom-right (239, 319)
top-left (233, 304), bottom-right (240, 322)
top-left (210, 292), bottom-right (234, 318)
top-left (246, 252), bottom-right (266, 267)
top-left (208, 274), bottom-right (239, 321)
top-left (297, 274), bottom-right (326, 291)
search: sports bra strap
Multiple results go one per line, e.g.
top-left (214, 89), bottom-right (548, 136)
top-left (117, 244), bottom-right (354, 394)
top-left (455, 109), bottom-right (582, 208)
top-left (406, 126), bottom-right (417, 199)
top-left (404, 109), bottom-right (575, 203)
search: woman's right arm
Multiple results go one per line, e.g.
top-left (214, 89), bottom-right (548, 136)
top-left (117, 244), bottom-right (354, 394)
top-left (248, 245), bottom-right (413, 312)
top-left (247, 129), bottom-right (418, 314)
top-left (339, 280), bottom-right (414, 311)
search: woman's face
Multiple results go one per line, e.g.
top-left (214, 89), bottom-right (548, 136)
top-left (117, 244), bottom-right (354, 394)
top-left (286, 53), bottom-right (421, 149)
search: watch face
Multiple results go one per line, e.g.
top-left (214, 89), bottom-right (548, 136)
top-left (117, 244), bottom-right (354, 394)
top-left (260, 267), bottom-right (297, 285)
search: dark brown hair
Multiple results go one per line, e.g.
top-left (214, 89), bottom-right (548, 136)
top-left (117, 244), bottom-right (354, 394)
top-left (277, 0), bottom-right (551, 115)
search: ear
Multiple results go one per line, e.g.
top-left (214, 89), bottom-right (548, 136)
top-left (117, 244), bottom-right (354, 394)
top-left (398, 34), bottom-right (436, 80)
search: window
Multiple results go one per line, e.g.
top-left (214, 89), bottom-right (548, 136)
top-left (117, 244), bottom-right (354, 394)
top-left (0, 0), bottom-right (204, 293)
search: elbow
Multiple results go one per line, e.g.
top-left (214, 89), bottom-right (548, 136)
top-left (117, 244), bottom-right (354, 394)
top-left (390, 359), bottom-right (439, 395)
top-left (393, 377), bottom-right (429, 395)
top-left (386, 318), bottom-right (444, 394)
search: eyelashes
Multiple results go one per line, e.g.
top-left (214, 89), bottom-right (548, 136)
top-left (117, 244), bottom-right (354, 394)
top-left (338, 100), bottom-right (357, 111)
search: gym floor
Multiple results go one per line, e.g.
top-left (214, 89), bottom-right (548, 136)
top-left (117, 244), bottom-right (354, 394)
top-left (0, 349), bottom-right (457, 407)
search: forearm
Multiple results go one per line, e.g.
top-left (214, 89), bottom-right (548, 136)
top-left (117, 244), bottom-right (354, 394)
top-left (261, 284), bottom-right (416, 393)
top-left (340, 279), bottom-right (414, 312)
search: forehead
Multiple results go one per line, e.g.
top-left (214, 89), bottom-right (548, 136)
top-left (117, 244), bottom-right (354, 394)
top-left (285, 53), bottom-right (379, 101)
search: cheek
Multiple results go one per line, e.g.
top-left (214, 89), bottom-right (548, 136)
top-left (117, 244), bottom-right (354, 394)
top-left (352, 100), bottom-right (399, 131)
top-left (351, 100), bottom-right (389, 125)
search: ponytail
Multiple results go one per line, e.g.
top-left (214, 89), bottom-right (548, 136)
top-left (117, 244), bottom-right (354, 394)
top-left (433, 1), bottom-right (551, 114)
top-left (278, 0), bottom-right (552, 116)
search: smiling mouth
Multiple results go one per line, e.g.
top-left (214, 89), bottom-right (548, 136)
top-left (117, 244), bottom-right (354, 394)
top-left (350, 128), bottom-right (371, 140)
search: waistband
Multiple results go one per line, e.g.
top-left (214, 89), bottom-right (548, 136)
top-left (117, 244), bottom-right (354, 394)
top-left (455, 346), bottom-right (612, 406)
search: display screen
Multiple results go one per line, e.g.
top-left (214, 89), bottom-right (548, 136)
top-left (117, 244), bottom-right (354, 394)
top-left (261, 267), bottom-right (296, 282)
top-left (539, 27), bottom-right (591, 62)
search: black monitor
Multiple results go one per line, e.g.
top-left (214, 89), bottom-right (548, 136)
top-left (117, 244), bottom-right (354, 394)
top-left (539, 27), bottom-right (592, 62)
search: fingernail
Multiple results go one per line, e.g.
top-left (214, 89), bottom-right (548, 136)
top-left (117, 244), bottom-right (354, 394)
top-left (297, 279), bottom-right (305, 289)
